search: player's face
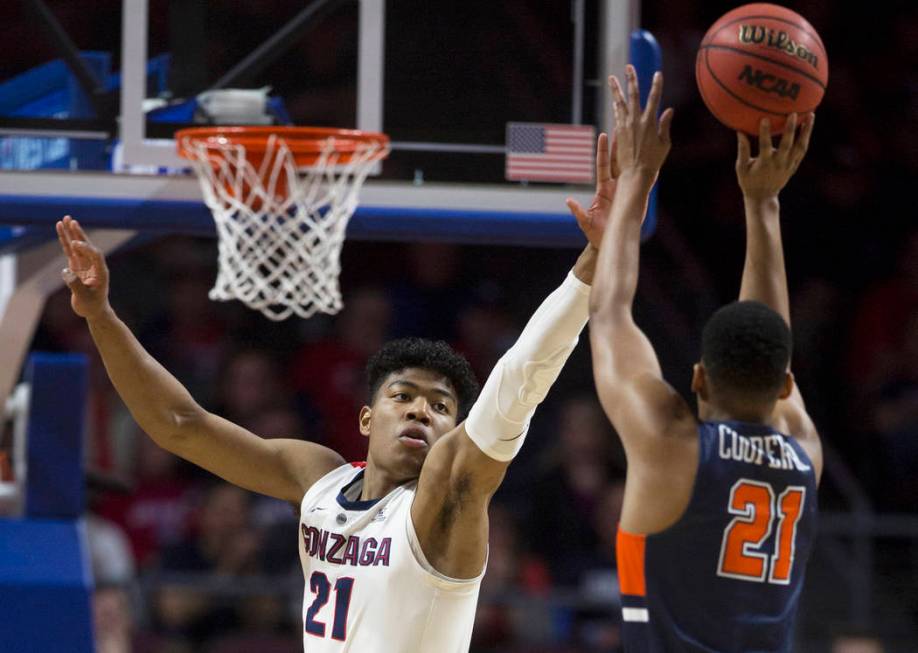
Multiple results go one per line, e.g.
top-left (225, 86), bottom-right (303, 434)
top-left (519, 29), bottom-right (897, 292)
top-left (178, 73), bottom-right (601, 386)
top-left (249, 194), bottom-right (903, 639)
top-left (360, 368), bottom-right (459, 479)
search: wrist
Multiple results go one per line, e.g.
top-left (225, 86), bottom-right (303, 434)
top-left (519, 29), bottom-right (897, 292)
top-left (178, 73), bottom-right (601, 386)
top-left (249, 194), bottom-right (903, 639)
top-left (618, 167), bottom-right (658, 189)
top-left (572, 246), bottom-right (598, 285)
top-left (85, 303), bottom-right (116, 324)
top-left (743, 194), bottom-right (780, 218)
top-left (743, 192), bottom-right (780, 207)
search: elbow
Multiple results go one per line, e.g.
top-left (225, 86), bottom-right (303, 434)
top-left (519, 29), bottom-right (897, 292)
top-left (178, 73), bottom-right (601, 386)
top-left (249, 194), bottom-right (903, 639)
top-left (589, 294), bottom-right (625, 324)
top-left (160, 404), bottom-right (207, 446)
top-left (588, 286), bottom-right (611, 320)
top-left (589, 297), bottom-right (609, 321)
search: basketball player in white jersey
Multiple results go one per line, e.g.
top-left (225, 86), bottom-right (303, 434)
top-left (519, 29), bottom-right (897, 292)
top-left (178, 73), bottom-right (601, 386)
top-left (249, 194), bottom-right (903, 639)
top-left (55, 155), bottom-right (628, 651)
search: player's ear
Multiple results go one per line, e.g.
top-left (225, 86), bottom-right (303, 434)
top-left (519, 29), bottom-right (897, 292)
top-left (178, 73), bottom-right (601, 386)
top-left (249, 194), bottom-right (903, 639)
top-left (778, 371), bottom-right (794, 400)
top-left (691, 362), bottom-right (709, 400)
top-left (359, 406), bottom-right (372, 437)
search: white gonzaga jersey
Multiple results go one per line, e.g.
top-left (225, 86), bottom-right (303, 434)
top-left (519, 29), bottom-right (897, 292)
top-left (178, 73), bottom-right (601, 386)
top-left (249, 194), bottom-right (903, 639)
top-left (298, 463), bottom-right (484, 652)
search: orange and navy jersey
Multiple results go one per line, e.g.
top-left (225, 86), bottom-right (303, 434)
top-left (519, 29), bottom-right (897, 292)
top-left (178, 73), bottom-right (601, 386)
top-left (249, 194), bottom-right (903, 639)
top-left (617, 421), bottom-right (817, 653)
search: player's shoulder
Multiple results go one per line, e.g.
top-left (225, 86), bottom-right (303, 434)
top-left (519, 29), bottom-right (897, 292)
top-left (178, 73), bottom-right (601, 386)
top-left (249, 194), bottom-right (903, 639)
top-left (783, 423), bottom-right (822, 482)
top-left (302, 461), bottom-right (364, 502)
top-left (771, 406), bottom-right (821, 463)
top-left (622, 375), bottom-right (698, 441)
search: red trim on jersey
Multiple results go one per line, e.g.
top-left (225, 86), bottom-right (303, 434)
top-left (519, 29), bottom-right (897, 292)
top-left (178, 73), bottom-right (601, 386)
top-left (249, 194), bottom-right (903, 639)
top-left (350, 461), bottom-right (367, 468)
top-left (617, 527), bottom-right (647, 597)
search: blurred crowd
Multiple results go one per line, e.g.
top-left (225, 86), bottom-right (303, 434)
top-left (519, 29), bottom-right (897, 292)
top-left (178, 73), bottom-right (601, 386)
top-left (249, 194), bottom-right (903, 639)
top-left (5, 0), bottom-right (916, 651)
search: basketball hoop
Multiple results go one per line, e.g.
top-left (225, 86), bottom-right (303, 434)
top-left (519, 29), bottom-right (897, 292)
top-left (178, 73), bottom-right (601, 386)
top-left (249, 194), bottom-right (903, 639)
top-left (176, 126), bottom-right (390, 321)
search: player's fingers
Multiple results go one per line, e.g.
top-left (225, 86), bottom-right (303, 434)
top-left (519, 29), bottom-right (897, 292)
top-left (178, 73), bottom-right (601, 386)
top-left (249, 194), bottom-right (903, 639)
top-left (72, 239), bottom-right (106, 277)
top-left (64, 217), bottom-right (84, 251)
top-left (789, 114), bottom-right (815, 171)
top-left (61, 266), bottom-right (85, 290)
top-left (56, 218), bottom-right (74, 260)
top-left (643, 71), bottom-right (663, 122)
top-left (736, 132), bottom-right (752, 167)
top-left (596, 133), bottom-right (610, 185)
top-left (609, 75), bottom-right (627, 126)
top-left (69, 240), bottom-right (92, 267)
top-left (607, 133), bottom-right (622, 179)
top-left (658, 107), bottom-right (674, 145)
top-left (795, 112), bottom-right (815, 157)
top-left (71, 239), bottom-right (103, 265)
top-left (69, 218), bottom-right (95, 247)
top-left (757, 118), bottom-right (773, 158)
top-left (625, 65), bottom-right (640, 117)
top-left (777, 113), bottom-right (797, 160)
top-left (565, 198), bottom-right (589, 227)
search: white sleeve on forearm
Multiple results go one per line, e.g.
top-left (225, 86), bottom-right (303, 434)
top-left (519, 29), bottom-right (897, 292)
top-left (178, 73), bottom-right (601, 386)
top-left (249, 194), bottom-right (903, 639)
top-left (465, 271), bottom-right (591, 461)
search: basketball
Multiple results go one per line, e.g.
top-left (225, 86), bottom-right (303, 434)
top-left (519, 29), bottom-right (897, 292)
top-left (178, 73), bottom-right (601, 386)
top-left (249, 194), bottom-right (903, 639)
top-left (696, 3), bottom-right (828, 134)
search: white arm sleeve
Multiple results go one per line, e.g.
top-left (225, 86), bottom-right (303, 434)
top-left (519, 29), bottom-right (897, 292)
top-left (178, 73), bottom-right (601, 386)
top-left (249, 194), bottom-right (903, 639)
top-left (465, 271), bottom-right (591, 461)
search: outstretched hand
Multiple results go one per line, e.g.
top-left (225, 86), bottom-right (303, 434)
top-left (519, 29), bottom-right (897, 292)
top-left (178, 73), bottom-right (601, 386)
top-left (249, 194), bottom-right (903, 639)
top-left (56, 215), bottom-right (111, 319)
top-left (736, 112), bottom-right (815, 200)
top-left (566, 131), bottom-right (620, 248)
top-left (609, 65), bottom-right (673, 181)
top-left (566, 66), bottom-right (673, 247)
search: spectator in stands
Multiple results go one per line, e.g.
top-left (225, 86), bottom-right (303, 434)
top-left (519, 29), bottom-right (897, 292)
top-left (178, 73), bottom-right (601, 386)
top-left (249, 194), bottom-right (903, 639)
top-left (848, 229), bottom-right (918, 393)
top-left (867, 306), bottom-right (918, 509)
top-left (248, 407), bottom-right (310, 574)
top-left (98, 435), bottom-right (195, 568)
top-left (142, 263), bottom-right (228, 408)
top-left (526, 395), bottom-right (624, 586)
top-left (473, 503), bottom-right (552, 652)
top-left (216, 349), bottom-right (293, 432)
top-left (153, 483), bottom-right (263, 646)
top-left (288, 286), bottom-right (393, 461)
top-left (452, 296), bottom-right (516, 388)
top-left (86, 472), bottom-right (137, 653)
top-left (389, 242), bottom-right (471, 340)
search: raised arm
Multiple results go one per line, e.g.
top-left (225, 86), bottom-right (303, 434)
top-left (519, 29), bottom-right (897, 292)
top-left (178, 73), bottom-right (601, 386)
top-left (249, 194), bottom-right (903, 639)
top-left (410, 243), bottom-right (595, 578)
top-left (409, 159), bottom-right (635, 581)
top-left (56, 216), bottom-right (343, 504)
top-left (588, 67), bottom-right (694, 450)
top-left (735, 114), bottom-right (821, 450)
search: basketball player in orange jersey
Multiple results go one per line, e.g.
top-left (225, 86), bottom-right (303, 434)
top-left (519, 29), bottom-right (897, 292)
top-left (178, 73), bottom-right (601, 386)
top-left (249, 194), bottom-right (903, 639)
top-left (54, 143), bottom-right (626, 650)
top-left (576, 65), bottom-right (820, 651)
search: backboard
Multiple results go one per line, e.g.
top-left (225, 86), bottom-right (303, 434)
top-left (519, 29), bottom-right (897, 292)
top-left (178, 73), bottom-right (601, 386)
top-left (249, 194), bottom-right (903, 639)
top-left (0, 0), bottom-right (645, 247)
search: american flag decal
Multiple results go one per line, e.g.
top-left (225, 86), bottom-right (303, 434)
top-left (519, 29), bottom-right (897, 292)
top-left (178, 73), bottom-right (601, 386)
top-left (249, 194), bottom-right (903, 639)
top-left (505, 122), bottom-right (595, 184)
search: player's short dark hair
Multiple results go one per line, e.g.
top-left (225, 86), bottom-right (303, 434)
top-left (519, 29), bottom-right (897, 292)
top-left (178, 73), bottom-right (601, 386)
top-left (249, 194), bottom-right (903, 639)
top-left (366, 338), bottom-right (480, 420)
top-left (701, 301), bottom-right (792, 400)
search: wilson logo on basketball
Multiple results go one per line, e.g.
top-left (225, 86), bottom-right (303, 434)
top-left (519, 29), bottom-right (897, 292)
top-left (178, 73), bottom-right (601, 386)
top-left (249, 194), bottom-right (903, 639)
top-left (737, 25), bottom-right (819, 69)
top-left (737, 65), bottom-right (801, 100)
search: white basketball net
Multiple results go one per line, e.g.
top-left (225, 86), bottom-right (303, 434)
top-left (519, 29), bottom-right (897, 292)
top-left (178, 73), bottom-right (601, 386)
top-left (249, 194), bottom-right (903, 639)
top-left (182, 133), bottom-right (385, 321)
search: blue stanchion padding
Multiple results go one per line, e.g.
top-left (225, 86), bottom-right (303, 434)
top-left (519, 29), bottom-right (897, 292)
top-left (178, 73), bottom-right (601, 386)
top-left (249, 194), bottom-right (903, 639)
top-left (630, 29), bottom-right (663, 241)
top-left (24, 353), bottom-right (88, 519)
top-left (0, 518), bottom-right (94, 652)
top-left (0, 225), bottom-right (15, 249)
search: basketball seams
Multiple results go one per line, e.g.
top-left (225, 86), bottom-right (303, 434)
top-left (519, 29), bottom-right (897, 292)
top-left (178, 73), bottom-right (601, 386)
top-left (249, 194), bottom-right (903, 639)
top-left (702, 48), bottom-right (789, 121)
top-left (699, 44), bottom-right (827, 91)
top-left (710, 15), bottom-right (826, 58)
top-left (695, 51), bottom-right (727, 128)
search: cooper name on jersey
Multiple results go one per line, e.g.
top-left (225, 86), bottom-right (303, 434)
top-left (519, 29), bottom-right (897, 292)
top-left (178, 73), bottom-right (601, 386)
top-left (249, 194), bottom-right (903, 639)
top-left (717, 424), bottom-right (810, 471)
top-left (301, 525), bottom-right (392, 567)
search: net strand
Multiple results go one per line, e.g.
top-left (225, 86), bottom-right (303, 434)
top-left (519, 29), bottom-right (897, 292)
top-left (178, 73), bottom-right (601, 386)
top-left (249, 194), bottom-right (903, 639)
top-left (183, 134), bottom-right (384, 321)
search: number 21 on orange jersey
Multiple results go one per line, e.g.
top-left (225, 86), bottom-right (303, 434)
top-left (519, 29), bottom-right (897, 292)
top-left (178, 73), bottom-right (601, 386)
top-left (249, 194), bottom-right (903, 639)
top-left (717, 479), bottom-right (806, 585)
